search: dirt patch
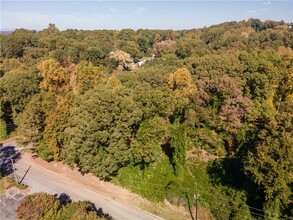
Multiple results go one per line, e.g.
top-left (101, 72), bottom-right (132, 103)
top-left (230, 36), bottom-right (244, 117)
top-left (162, 199), bottom-right (192, 219)
top-left (163, 199), bottom-right (213, 220)
top-left (187, 148), bottom-right (224, 162)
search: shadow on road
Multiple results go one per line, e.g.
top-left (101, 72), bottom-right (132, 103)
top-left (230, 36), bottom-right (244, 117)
top-left (0, 145), bottom-right (21, 177)
top-left (58, 192), bottom-right (72, 205)
top-left (96, 206), bottom-right (114, 220)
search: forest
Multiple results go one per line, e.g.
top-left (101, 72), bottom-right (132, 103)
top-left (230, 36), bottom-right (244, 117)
top-left (0, 18), bottom-right (292, 219)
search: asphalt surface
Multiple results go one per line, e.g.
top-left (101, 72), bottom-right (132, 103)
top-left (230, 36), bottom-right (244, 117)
top-left (0, 190), bottom-right (26, 220)
top-left (2, 141), bottom-right (163, 220)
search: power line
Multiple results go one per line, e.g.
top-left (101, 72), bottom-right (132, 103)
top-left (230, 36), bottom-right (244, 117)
top-left (122, 180), bottom-right (292, 219)
top-left (2, 126), bottom-right (291, 219)
top-left (12, 163), bottom-right (291, 219)
top-left (123, 183), bottom-right (261, 219)
top-left (130, 183), bottom-right (293, 220)
top-left (113, 183), bottom-right (251, 219)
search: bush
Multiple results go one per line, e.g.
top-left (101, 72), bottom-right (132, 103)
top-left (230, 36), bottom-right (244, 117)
top-left (57, 201), bottom-right (102, 220)
top-left (17, 192), bottom-right (60, 220)
top-left (17, 192), bottom-right (106, 220)
top-left (37, 139), bottom-right (54, 162)
top-left (116, 156), bottom-right (174, 201)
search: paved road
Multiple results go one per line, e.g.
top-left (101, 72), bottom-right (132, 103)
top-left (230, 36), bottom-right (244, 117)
top-left (2, 141), bottom-right (163, 220)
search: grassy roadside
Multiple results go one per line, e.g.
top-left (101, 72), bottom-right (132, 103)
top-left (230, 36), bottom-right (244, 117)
top-left (137, 202), bottom-right (190, 220)
top-left (0, 176), bottom-right (16, 194)
top-left (0, 176), bottom-right (27, 194)
top-left (0, 176), bottom-right (27, 195)
top-left (0, 133), bottom-right (18, 143)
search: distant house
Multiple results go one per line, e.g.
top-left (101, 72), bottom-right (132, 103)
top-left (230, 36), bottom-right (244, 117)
top-left (133, 54), bottom-right (155, 69)
top-left (137, 60), bottom-right (145, 68)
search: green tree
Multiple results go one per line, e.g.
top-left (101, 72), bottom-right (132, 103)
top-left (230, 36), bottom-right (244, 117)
top-left (40, 23), bottom-right (60, 35)
top-left (175, 40), bottom-right (192, 59)
top-left (63, 86), bottom-right (142, 180)
top-left (170, 121), bottom-right (187, 175)
top-left (16, 91), bottom-right (55, 144)
top-left (0, 69), bottom-right (40, 118)
top-left (1, 29), bottom-right (36, 58)
top-left (246, 123), bottom-right (292, 198)
top-left (263, 198), bottom-right (281, 220)
top-left (119, 40), bottom-right (142, 60)
top-left (244, 110), bottom-right (292, 216)
top-left (132, 116), bottom-right (169, 165)
top-left (134, 87), bottom-right (174, 120)
top-left (82, 46), bottom-right (107, 66)
top-left (74, 61), bottom-right (102, 93)
top-left (57, 201), bottom-right (102, 220)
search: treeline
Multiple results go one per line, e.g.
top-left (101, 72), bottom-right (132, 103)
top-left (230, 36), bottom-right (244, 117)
top-left (0, 18), bottom-right (292, 219)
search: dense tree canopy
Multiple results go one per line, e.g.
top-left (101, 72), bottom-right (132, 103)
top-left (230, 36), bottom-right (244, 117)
top-left (1, 19), bottom-right (292, 219)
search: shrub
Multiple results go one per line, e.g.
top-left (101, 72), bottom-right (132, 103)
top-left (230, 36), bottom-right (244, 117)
top-left (17, 192), bottom-right (60, 220)
top-left (17, 192), bottom-right (106, 220)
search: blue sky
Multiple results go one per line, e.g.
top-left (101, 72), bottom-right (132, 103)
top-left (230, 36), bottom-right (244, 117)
top-left (1, 1), bottom-right (292, 31)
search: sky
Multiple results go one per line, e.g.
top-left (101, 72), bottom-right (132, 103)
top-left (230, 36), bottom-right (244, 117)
top-left (1, 0), bottom-right (292, 31)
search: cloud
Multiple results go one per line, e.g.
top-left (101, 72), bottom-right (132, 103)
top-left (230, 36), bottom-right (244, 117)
top-left (246, 8), bottom-right (268, 14)
top-left (262, 1), bottom-right (271, 6)
top-left (109, 8), bottom-right (118, 13)
top-left (134, 7), bottom-right (146, 15)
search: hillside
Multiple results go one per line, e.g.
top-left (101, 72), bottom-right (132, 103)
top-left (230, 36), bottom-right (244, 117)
top-left (0, 18), bottom-right (292, 219)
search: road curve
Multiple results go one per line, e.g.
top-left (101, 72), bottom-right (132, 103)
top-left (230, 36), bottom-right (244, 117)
top-left (3, 141), bottom-right (163, 220)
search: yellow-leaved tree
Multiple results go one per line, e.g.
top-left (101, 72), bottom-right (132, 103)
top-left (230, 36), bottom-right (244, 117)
top-left (38, 59), bottom-right (70, 93)
top-left (106, 76), bottom-right (122, 90)
top-left (168, 67), bottom-right (197, 98)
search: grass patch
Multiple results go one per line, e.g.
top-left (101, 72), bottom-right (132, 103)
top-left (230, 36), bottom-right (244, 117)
top-left (19, 147), bottom-right (33, 154)
top-left (114, 156), bottom-right (252, 219)
top-left (0, 176), bottom-right (27, 194)
top-left (0, 176), bottom-right (15, 194)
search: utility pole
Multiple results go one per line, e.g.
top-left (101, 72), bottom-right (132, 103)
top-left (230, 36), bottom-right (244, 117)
top-left (194, 193), bottom-right (200, 220)
top-left (19, 165), bottom-right (31, 184)
top-left (11, 159), bottom-right (18, 185)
